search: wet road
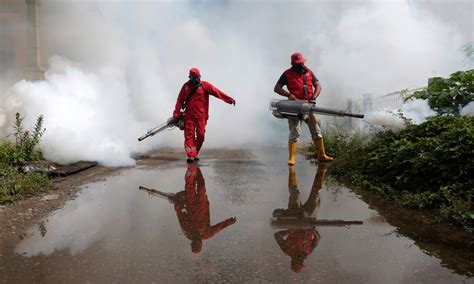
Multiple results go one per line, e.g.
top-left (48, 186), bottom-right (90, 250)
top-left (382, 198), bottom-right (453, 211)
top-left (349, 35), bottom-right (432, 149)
top-left (2, 148), bottom-right (472, 283)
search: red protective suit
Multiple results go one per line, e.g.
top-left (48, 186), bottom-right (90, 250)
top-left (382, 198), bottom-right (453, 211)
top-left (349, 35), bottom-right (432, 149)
top-left (174, 166), bottom-right (236, 253)
top-left (173, 81), bottom-right (234, 158)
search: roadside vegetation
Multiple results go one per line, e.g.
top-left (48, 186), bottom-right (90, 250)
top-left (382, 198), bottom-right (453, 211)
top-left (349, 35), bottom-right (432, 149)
top-left (0, 113), bottom-right (52, 203)
top-left (313, 70), bottom-right (474, 232)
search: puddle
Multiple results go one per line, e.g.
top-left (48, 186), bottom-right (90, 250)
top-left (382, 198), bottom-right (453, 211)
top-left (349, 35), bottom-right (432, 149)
top-left (3, 149), bottom-right (472, 282)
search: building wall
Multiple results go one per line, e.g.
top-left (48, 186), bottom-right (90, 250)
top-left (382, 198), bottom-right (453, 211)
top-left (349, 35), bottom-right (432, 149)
top-left (0, 1), bottom-right (32, 77)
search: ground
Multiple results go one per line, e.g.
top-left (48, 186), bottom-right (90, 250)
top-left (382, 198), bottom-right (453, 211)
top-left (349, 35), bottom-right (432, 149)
top-left (0, 150), bottom-right (182, 255)
top-left (0, 148), bottom-right (473, 281)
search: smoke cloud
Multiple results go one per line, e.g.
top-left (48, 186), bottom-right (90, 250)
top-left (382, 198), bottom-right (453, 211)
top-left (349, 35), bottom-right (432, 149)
top-left (460, 101), bottom-right (474, 117)
top-left (364, 99), bottom-right (437, 131)
top-left (0, 0), bottom-right (472, 165)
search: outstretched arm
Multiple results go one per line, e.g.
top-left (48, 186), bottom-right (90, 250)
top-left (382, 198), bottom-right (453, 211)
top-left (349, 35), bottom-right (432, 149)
top-left (204, 82), bottom-right (235, 105)
top-left (206, 217), bottom-right (237, 238)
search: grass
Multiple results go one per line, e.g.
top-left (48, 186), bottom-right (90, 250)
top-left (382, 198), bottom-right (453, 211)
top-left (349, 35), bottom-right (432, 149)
top-left (311, 116), bottom-right (474, 232)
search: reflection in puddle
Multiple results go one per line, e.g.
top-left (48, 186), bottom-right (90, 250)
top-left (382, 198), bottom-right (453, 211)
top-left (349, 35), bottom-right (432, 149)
top-left (138, 165), bottom-right (236, 254)
top-left (9, 149), bottom-right (471, 282)
top-left (271, 164), bottom-right (362, 272)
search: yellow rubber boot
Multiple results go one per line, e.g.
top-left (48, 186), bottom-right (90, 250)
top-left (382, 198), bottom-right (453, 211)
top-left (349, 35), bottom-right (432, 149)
top-left (288, 140), bottom-right (297, 166)
top-left (314, 164), bottom-right (328, 188)
top-left (314, 138), bottom-right (333, 162)
top-left (288, 166), bottom-right (297, 189)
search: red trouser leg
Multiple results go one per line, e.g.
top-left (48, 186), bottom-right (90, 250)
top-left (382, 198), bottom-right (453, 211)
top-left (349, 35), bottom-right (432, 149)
top-left (195, 120), bottom-right (207, 155)
top-left (184, 120), bottom-right (198, 158)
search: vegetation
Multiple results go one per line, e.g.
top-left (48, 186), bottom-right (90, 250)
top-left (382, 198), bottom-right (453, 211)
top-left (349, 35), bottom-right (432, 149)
top-left (0, 113), bottom-right (51, 203)
top-left (313, 70), bottom-right (474, 232)
top-left (406, 69), bottom-right (474, 115)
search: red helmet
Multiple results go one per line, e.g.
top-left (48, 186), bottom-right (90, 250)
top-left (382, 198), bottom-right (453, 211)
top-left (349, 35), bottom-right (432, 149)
top-left (189, 68), bottom-right (201, 78)
top-left (291, 52), bottom-right (306, 64)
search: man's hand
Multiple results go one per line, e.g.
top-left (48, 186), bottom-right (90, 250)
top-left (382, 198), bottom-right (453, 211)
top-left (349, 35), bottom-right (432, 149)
top-left (230, 99), bottom-right (236, 106)
top-left (230, 217), bottom-right (237, 223)
top-left (288, 94), bottom-right (297, 101)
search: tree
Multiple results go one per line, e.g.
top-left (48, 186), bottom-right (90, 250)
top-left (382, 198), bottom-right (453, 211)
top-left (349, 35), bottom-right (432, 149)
top-left (406, 69), bottom-right (474, 115)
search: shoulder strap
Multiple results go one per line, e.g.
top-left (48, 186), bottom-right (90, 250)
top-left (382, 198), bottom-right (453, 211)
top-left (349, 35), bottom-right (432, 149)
top-left (303, 73), bottom-right (309, 99)
top-left (181, 84), bottom-right (201, 111)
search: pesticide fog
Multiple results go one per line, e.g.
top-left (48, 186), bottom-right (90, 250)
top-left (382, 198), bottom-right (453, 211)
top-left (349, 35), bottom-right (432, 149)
top-left (0, 0), bottom-right (472, 166)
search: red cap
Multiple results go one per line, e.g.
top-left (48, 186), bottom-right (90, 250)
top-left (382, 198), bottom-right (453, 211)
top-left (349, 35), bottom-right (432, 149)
top-left (291, 262), bottom-right (304, 273)
top-left (189, 68), bottom-right (201, 78)
top-left (291, 52), bottom-right (306, 64)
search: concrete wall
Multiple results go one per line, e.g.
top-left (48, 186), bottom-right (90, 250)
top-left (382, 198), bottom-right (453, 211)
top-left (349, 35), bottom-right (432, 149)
top-left (0, 0), bottom-right (42, 80)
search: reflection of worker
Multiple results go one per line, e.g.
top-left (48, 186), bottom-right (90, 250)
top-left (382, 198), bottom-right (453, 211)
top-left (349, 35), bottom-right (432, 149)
top-left (174, 165), bottom-right (236, 253)
top-left (274, 52), bottom-right (333, 165)
top-left (173, 68), bottom-right (236, 163)
top-left (273, 165), bottom-right (327, 272)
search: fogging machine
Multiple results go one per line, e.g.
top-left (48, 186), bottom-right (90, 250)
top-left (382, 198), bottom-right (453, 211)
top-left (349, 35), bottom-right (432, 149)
top-left (270, 217), bottom-right (363, 229)
top-left (138, 113), bottom-right (184, 142)
top-left (270, 99), bottom-right (364, 119)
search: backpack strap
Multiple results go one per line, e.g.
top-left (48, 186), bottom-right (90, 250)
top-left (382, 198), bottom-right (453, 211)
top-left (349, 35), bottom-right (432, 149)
top-left (303, 73), bottom-right (309, 100)
top-left (181, 83), bottom-right (201, 111)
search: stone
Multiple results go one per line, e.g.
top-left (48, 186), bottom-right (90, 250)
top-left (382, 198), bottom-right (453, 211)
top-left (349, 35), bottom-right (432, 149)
top-left (40, 194), bottom-right (60, 201)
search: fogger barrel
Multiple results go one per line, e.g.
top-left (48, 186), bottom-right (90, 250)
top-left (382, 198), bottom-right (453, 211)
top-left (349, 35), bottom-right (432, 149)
top-left (270, 99), bottom-right (364, 119)
top-left (138, 116), bottom-right (182, 142)
top-left (270, 217), bottom-right (363, 229)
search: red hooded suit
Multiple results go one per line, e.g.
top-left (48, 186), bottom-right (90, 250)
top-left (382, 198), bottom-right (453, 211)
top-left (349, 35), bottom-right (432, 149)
top-left (173, 79), bottom-right (234, 158)
top-left (174, 166), bottom-right (236, 253)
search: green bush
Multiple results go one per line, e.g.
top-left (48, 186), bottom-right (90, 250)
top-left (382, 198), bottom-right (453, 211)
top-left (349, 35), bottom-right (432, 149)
top-left (0, 113), bottom-right (50, 203)
top-left (0, 168), bottom-right (52, 203)
top-left (406, 69), bottom-right (474, 115)
top-left (14, 112), bottom-right (45, 162)
top-left (317, 115), bottom-right (474, 231)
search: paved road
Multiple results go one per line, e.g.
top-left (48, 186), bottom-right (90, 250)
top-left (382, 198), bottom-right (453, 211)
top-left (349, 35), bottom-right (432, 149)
top-left (1, 148), bottom-right (471, 283)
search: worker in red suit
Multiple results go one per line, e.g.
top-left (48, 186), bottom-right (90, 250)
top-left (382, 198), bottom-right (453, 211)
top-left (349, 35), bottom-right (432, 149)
top-left (173, 68), bottom-right (236, 163)
top-left (273, 164), bottom-right (327, 272)
top-left (274, 52), bottom-right (333, 165)
top-left (174, 165), bottom-right (236, 253)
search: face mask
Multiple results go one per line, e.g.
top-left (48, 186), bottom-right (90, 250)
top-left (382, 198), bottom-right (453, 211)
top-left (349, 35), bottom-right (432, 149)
top-left (293, 63), bottom-right (306, 73)
top-left (190, 77), bottom-right (200, 85)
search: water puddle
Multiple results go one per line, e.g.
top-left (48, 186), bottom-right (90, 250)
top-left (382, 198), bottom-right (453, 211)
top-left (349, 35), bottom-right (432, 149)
top-left (5, 149), bottom-right (472, 282)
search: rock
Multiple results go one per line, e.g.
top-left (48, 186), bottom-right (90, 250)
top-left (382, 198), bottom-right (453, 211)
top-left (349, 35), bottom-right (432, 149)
top-left (40, 194), bottom-right (60, 201)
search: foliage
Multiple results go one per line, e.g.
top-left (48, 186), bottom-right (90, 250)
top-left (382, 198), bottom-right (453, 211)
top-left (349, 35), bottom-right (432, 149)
top-left (406, 69), bottom-right (474, 115)
top-left (0, 113), bottom-right (50, 203)
top-left (311, 125), bottom-right (368, 180)
top-left (0, 166), bottom-right (52, 203)
top-left (12, 112), bottom-right (46, 163)
top-left (317, 116), bottom-right (474, 231)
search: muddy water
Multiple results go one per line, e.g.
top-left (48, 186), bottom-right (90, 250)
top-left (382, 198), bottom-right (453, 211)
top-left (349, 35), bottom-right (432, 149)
top-left (2, 149), bottom-right (472, 283)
